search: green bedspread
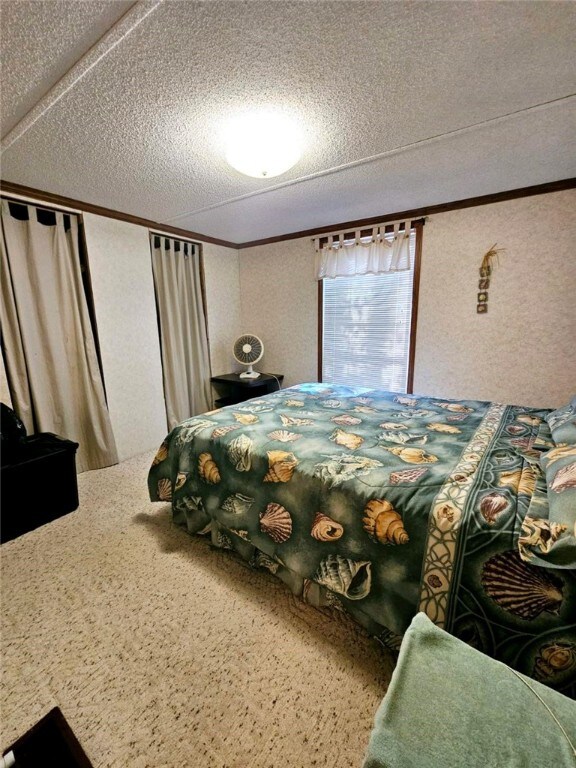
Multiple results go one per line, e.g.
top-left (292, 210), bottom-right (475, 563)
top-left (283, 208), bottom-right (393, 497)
top-left (148, 384), bottom-right (576, 696)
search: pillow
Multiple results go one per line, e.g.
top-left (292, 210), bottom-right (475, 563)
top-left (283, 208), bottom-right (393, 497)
top-left (518, 444), bottom-right (576, 568)
top-left (545, 395), bottom-right (576, 446)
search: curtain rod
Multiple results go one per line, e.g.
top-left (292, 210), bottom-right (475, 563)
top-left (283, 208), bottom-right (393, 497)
top-left (149, 228), bottom-right (201, 246)
top-left (1, 193), bottom-right (81, 216)
top-left (312, 217), bottom-right (426, 242)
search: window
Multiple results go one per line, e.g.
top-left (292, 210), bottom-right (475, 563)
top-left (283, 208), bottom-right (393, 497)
top-left (320, 226), bottom-right (420, 393)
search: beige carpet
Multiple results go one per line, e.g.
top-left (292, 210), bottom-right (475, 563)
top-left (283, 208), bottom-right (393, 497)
top-left (0, 451), bottom-right (395, 767)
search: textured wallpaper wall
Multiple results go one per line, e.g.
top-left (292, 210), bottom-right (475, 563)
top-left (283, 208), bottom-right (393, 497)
top-left (414, 189), bottom-right (575, 407)
top-left (202, 242), bottom-right (243, 380)
top-left (238, 189), bottom-right (576, 408)
top-left (83, 214), bottom-right (168, 460)
top-left (240, 237), bottom-right (318, 387)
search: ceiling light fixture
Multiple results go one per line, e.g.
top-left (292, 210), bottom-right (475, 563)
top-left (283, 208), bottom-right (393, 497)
top-left (223, 112), bottom-right (302, 178)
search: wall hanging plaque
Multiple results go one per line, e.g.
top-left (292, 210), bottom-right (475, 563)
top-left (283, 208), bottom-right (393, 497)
top-left (477, 244), bottom-right (505, 313)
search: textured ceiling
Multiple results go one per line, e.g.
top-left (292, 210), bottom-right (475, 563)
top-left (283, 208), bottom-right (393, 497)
top-left (0, 0), bottom-right (134, 136)
top-left (1, 0), bottom-right (575, 244)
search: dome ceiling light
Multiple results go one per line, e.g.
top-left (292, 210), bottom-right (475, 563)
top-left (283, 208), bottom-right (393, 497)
top-left (223, 112), bottom-right (302, 179)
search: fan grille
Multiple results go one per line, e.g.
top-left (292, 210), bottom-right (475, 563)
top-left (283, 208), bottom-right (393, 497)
top-left (233, 334), bottom-right (264, 364)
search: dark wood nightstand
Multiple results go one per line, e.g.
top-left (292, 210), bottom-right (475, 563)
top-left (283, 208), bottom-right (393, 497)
top-left (210, 373), bottom-right (284, 407)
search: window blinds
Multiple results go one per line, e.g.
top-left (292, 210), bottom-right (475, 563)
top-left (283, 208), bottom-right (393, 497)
top-left (322, 230), bottom-right (415, 393)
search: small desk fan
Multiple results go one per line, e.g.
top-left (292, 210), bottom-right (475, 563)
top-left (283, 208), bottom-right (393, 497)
top-left (233, 334), bottom-right (264, 378)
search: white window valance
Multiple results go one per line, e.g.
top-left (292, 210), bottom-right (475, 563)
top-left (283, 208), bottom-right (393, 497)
top-left (314, 221), bottom-right (412, 280)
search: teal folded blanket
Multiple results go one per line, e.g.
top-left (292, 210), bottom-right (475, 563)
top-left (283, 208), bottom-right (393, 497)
top-left (362, 613), bottom-right (576, 768)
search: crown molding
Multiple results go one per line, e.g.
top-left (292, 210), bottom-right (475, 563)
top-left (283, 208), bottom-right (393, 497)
top-left (2, 177), bottom-right (574, 251)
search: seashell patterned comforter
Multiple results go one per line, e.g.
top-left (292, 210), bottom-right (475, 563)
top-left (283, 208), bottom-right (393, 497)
top-left (148, 384), bottom-right (576, 696)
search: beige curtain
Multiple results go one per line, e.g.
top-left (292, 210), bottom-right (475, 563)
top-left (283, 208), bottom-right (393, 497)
top-left (0, 201), bottom-right (118, 472)
top-left (151, 235), bottom-right (212, 429)
top-left (0, 348), bottom-right (12, 407)
top-left (314, 222), bottom-right (411, 280)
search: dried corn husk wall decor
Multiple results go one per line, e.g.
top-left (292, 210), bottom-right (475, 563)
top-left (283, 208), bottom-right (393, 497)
top-left (477, 243), bottom-right (505, 313)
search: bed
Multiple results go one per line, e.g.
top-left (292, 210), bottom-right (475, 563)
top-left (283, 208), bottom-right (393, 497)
top-left (148, 383), bottom-right (576, 696)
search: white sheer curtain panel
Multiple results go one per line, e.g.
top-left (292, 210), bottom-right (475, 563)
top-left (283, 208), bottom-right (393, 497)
top-left (0, 201), bottom-right (118, 472)
top-left (151, 236), bottom-right (212, 430)
top-left (314, 222), bottom-right (412, 279)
